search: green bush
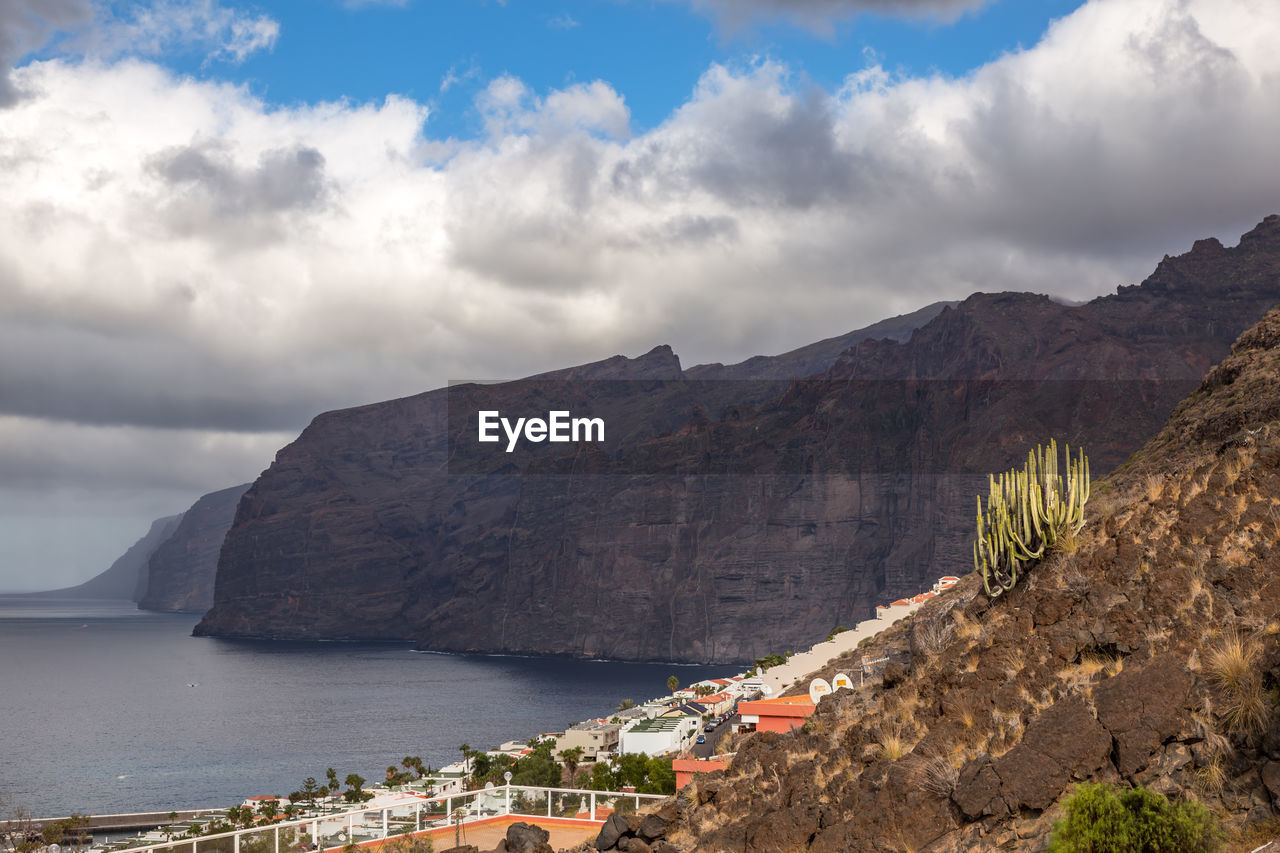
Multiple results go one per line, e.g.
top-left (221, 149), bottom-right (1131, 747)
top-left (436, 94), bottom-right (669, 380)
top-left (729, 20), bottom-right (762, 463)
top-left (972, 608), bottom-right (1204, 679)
top-left (1047, 783), bottom-right (1223, 852)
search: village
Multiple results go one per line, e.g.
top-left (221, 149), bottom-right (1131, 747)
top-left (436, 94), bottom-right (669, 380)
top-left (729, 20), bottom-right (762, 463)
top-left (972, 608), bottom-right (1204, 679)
top-left (26, 578), bottom-right (960, 853)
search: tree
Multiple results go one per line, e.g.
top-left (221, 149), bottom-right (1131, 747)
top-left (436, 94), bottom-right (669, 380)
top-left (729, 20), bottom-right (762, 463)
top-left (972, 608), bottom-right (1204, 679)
top-left (667, 675), bottom-right (680, 693)
top-left (559, 746), bottom-right (585, 785)
top-left (0, 796), bottom-right (41, 853)
top-left (616, 698), bottom-right (634, 711)
top-left (326, 768), bottom-right (340, 795)
top-left (257, 799), bottom-right (279, 821)
top-left (40, 814), bottom-right (90, 853)
top-left (343, 774), bottom-right (371, 803)
top-left (299, 777), bottom-right (321, 808)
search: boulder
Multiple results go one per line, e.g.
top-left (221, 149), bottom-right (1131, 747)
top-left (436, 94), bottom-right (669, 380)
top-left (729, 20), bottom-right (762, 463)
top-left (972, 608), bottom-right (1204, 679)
top-left (503, 821), bottom-right (550, 853)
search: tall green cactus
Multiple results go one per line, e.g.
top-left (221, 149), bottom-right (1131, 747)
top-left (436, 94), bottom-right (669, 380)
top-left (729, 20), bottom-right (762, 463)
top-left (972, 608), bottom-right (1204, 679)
top-left (974, 439), bottom-right (1090, 597)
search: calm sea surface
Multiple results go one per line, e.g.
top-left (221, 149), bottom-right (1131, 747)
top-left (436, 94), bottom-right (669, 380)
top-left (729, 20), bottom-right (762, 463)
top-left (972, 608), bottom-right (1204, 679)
top-left (0, 598), bottom-right (737, 817)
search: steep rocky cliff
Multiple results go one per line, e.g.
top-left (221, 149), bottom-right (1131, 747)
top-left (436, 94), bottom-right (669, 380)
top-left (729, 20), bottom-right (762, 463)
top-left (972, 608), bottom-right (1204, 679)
top-left (198, 217), bottom-right (1280, 664)
top-left (29, 513), bottom-right (183, 600)
top-left (139, 483), bottom-right (250, 613)
top-left (629, 301), bottom-right (1280, 852)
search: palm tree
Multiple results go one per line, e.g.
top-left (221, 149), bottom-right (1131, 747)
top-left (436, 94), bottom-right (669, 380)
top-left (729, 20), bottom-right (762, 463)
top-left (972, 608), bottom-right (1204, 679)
top-left (325, 768), bottom-right (340, 795)
top-left (560, 747), bottom-right (585, 786)
top-left (667, 675), bottom-right (680, 694)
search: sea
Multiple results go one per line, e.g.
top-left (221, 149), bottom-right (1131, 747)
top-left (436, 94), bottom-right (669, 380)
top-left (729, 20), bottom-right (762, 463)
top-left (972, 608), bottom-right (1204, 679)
top-left (0, 597), bottom-right (738, 817)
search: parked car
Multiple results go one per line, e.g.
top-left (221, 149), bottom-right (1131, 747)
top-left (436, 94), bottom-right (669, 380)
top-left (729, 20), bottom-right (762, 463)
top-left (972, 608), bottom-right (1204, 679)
top-left (696, 734), bottom-right (706, 744)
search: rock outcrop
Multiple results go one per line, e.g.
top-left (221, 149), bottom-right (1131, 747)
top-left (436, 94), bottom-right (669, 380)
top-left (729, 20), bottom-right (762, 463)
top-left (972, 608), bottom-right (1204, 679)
top-left (26, 513), bottom-right (183, 600)
top-left (198, 217), bottom-right (1280, 664)
top-left (630, 301), bottom-right (1280, 849)
top-left (139, 483), bottom-right (250, 613)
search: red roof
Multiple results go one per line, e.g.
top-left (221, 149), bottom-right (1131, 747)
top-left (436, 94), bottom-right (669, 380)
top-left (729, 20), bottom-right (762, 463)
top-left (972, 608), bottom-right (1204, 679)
top-left (739, 695), bottom-right (816, 719)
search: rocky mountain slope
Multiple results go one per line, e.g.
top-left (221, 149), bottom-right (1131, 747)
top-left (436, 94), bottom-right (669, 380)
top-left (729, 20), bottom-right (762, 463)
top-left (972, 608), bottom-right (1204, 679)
top-left (627, 304), bottom-right (1280, 851)
top-left (27, 513), bottom-right (183, 600)
top-left (198, 217), bottom-right (1280, 663)
top-left (139, 483), bottom-right (250, 613)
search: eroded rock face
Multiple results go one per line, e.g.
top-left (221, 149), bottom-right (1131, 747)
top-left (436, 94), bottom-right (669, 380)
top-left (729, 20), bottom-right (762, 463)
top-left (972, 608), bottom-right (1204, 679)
top-left (197, 217), bottom-right (1280, 662)
top-left (140, 483), bottom-right (250, 613)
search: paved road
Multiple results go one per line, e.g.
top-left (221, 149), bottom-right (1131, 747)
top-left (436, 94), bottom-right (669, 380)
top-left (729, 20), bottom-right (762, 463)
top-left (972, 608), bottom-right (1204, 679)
top-left (691, 716), bottom-right (736, 758)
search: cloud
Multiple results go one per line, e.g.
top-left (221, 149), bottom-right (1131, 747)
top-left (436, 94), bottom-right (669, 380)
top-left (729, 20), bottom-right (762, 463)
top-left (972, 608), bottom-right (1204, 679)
top-left (2, 0), bottom-right (1280, 584)
top-left (475, 75), bottom-right (632, 139)
top-left (440, 61), bottom-right (481, 94)
top-left (91, 0), bottom-right (280, 63)
top-left (549, 12), bottom-right (580, 30)
top-left (680, 0), bottom-right (992, 33)
top-left (147, 141), bottom-right (329, 245)
top-left (0, 0), bottom-right (93, 106)
top-left (0, 0), bottom-right (279, 105)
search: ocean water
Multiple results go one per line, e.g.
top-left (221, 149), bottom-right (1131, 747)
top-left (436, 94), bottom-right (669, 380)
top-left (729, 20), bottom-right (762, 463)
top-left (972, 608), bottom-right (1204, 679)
top-left (0, 598), bottom-right (737, 817)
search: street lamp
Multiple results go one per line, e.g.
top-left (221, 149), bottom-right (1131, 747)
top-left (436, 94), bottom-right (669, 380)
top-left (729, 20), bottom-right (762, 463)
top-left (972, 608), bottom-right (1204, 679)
top-left (503, 772), bottom-right (513, 815)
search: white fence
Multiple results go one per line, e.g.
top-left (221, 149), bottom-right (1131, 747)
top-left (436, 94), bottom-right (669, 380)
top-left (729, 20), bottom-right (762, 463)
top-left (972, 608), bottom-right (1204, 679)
top-left (105, 787), bottom-right (665, 853)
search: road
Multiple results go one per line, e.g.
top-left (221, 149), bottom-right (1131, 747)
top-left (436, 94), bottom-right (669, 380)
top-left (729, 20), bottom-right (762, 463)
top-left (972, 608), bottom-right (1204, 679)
top-left (691, 715), bottom-right (737, 758)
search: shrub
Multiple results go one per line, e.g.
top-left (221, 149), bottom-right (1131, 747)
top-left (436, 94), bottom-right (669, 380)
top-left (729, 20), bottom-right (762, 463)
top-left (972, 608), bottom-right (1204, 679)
top-left (1047, 783), bottom-right (1223, 852)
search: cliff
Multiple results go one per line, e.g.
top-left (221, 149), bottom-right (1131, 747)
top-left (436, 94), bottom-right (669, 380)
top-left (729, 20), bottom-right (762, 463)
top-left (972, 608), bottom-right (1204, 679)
top-left (139, 483), bottom-right (250, 613)
top-left (198, 216), bottom-right (1280, 663)
top-left (632, 301), bottom-right (1280, 852)
top-left (27, 513), bottom-right (183, 600)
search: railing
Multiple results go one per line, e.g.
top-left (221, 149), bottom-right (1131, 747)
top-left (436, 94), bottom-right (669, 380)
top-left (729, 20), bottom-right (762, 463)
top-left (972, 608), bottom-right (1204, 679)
top-left (102, 787), bottom-right (666, 853)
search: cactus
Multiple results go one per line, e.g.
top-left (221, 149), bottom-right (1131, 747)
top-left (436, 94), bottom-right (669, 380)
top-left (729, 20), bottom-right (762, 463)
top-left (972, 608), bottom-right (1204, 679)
top-left (974, 439), bottom-right (1090, 597)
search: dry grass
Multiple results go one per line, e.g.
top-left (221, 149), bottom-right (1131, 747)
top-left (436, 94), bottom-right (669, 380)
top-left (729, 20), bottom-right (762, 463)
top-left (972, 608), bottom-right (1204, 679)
top-left (995, 646), bottom-right (1026, 681)
top-left (1207, 632), bottom-right (1269, 737)
top-left (1052, 526), bottom-right (1081, 556)
top-left (945, 693), bottom-right (981, 730)
top-left (1059, 562), bottom-right (1090, 597)
top-left (1196, 752), bottom-right (1228, 798)
top-left (953, 611), bottom-right (987, 643)
top-left (1220, 542), bottom-right (1252, 569)
top-left (1208, 632), bottom-right (1261, 694)
top-left (876, 726), bottom-right (909, 761)
top-left (915, 619), bottom-right (955, 660)
top-left (988, 710), bottom-right (1025, 757)
top-left (1182, 470), bottom-right (1211, 505)
top-left (1144, 473), bottom-right (1166, 502)
top-left (913, 748), bottom-right (961, 798)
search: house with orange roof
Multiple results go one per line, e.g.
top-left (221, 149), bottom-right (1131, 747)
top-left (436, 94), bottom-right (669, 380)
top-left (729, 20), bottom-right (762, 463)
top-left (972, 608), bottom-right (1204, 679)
top-left (737, 695), bottom-right (816, 733)
top-left (672, 755), bottom-right (733, 789)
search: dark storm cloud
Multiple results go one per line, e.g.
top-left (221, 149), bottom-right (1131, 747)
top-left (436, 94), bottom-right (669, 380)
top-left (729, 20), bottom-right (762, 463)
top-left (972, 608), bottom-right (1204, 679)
top-left (0, 0), bottom-right (93, 107)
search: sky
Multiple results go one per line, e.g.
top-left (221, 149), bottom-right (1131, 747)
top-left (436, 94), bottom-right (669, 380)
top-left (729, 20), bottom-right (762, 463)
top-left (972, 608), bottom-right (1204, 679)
top-left (2, 0), bottom-right (1279, 591)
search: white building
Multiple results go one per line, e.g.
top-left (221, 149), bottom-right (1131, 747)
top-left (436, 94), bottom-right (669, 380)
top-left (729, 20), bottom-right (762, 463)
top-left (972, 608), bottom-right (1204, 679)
top-left (618, 715), bottom-right (699, 757)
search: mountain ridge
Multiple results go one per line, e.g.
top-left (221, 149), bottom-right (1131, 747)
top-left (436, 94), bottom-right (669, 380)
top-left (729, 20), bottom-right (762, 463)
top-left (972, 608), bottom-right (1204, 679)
top-left (197, 216), bottom-right (1280, 664)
